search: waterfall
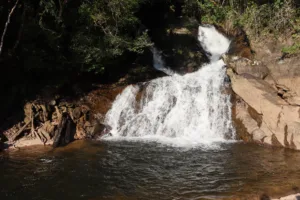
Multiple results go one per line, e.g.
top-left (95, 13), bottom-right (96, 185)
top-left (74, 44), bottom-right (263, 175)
top-left (103, 25), bottom-right (235, 148)
top-left (151, 47), bottom-right (174, 76)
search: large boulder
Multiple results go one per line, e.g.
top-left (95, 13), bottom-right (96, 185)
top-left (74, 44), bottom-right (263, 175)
top-left (226, 55), bottom-right (300, 149)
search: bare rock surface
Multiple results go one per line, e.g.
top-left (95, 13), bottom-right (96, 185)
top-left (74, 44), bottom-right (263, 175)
top-left (273, 193), bottom-right (300, 200)
top-left (226, 49), bottom-right (300, 149)
top-left (1, 84), bottom-right (125, 149)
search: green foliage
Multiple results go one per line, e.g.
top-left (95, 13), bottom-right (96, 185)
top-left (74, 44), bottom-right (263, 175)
top-left (199, 0), bottom-right (227, 24)
top-left (71, 0), bottom-right (152, 73)
top-left (182, 0), bottom-right (298, 38)
top-left (2, 0), bottom-right (300, 76)
top-left (225, 0), bottom-right (296, 38)
top-left (183, 0), bottom-right (228, 24)
top-left (282, 42), bottom-right (300, 55)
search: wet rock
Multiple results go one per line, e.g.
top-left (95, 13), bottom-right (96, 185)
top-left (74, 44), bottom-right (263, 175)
top-left (53, 113), bottom-right (75, 148)
top-left (92, 123), bottom-right (112, 139)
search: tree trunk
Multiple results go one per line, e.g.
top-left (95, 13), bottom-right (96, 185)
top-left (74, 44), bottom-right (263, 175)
top-left (0, 0), bottom-right (20, 56)
top-left (13, 3), bottom-right (26, 52)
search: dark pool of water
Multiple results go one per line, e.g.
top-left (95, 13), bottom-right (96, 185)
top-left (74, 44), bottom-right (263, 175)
top-left (1, 140), bottom-right (300, 200)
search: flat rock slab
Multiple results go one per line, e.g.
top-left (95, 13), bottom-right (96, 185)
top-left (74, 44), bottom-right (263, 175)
top-left (227, 68), bottom-right (300, 149)
top-left (12, 137), bottom-right (53, 148)
top-left (273, 193), bottom-right (300, 200)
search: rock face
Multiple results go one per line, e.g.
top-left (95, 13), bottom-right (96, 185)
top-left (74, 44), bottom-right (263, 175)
top-left (1, 85), bottom-right (122, 149)
top-left (225, 53), bottom-right (300, 150)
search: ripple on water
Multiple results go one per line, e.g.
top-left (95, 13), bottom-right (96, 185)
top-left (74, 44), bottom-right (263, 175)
top-left (1, 141), bottom-right (300, 199)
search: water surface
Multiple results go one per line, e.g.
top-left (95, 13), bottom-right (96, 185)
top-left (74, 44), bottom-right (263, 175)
top-left (1, 141), bottom-right (300, 200)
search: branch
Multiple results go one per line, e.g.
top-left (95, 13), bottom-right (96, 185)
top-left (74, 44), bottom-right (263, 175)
top-left (12, 112), bottom-right (39, 141)
top-left (0, 0), bottom-right (20, 56)
top-left (58, 0), bottom-right (64, 20)
top-left (13, 4), bottom-right (26, 52)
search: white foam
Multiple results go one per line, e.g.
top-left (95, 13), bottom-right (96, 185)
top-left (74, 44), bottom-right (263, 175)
top-left (198, 26), bottom-right (231, 61)
top-left (103, 25), bottom-right (235, 148)
top-left (151, 47), bottom-right (174, 76)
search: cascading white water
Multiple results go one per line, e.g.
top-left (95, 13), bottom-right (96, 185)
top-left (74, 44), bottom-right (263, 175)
top-left (151, 47), bottom-right (174, 76)
top-left (103, 25), bottom-right (235, 148)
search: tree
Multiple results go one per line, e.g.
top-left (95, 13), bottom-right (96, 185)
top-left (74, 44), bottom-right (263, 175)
top-left (70, 0), bottom-right (152, 73)
top-left (0, 0), bottom-right (19, 56)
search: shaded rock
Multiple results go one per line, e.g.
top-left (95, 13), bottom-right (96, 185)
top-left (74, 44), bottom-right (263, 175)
top-left (3, 121), bottom-right (32, 142)
top-left (261, 194), bottom-right (271, 200)
top-left (171, 27), bottom-right (191, 35)
top-left (222, 27), bottom-right (253, 59)
top-left (82, 85), bottom-right (126, 123)
top-left (72, 107), bottom-right (82, 120)
top-left (53, 113), bottom-right (75, 148)
top-left (74, 116), bottom-right (88, 140)
top-left (3, 82), bottom-right (128, 149)
top-left (0, 139), bottom-right (4, 151)
top-left (92, 123), bottom-right (112, 139)
top-left (49, 100), bottom-right (56, 106)
top-left (81, 105), bottom-right (90, 115)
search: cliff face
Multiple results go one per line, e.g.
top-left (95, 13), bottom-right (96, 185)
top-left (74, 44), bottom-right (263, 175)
top-left (225, 35), bottom-right (300, 150)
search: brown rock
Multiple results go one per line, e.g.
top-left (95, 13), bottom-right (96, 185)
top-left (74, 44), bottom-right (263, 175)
top-left (49, 100), bottom-right (56, 106)
top-left (224, 55), bottom-right (269, 79)
top-left (272, 193), bottom-right (300, 200)
top-left (24, 103), bottom-right (32, 124)
top-left (72, 107), bottom-right (82, 120)
top-left (286, 96), bottom-right (300, 106)
top-left (81, 105), bottom-right (90, 114)
top-left (227, 67), bottom-right (300, 150)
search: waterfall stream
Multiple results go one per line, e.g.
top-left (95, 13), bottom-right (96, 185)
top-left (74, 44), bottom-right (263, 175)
top-left (103, 25), bottom-right (235, 148)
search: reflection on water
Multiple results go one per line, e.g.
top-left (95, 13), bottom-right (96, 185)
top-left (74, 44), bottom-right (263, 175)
top-left (1, 141), bottom-right (300, 200)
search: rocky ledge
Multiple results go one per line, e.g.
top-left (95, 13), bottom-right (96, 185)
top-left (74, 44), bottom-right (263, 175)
top-left (224, 39), bottom-right (300, 149)
top-left (273, 193), bottom-right (300, 200)
top-left (0, 84), bottom-right (127, 150)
